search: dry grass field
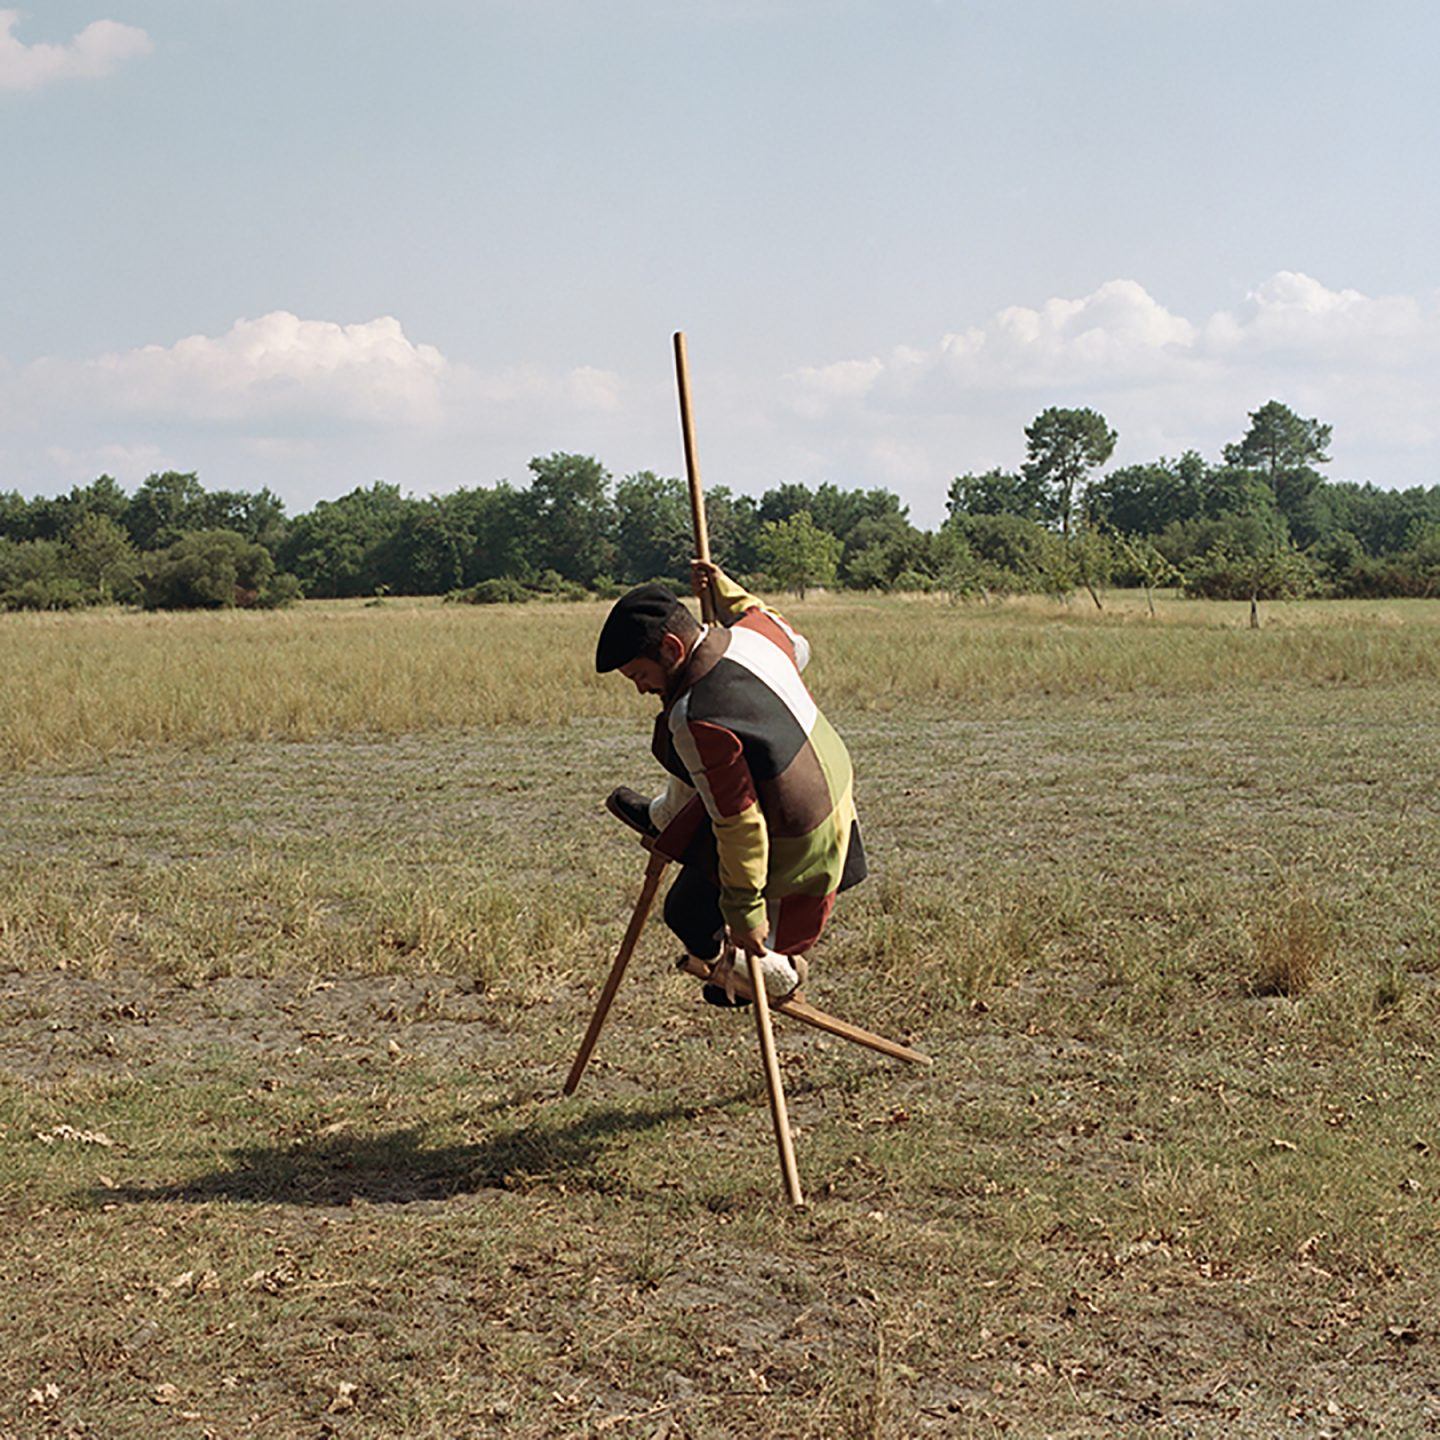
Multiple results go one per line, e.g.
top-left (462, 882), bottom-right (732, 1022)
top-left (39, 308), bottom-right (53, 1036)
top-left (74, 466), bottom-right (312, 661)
top-left (2, 592), bottom-right (1439, 1437)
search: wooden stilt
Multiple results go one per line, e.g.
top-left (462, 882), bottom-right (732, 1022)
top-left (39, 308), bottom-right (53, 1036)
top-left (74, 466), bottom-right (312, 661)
top-left (562, 849), bottom-right (669, 1096)
top-left (747, 951), bottom-right (806, 1209)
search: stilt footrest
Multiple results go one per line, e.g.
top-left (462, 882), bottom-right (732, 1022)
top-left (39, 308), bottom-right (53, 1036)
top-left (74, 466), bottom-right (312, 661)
top-left (677, 956), bottom-right (933, 1067)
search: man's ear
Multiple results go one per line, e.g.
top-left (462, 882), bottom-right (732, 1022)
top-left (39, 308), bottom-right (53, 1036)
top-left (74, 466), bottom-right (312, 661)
top-left (660, 631), bottom-right (686, 666)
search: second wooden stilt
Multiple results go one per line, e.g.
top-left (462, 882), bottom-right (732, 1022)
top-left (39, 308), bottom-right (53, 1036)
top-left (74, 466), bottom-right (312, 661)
top-left (563, 849), bottom-right (669, 1096)
top-left (747, 951), bottom-right (806, 1209)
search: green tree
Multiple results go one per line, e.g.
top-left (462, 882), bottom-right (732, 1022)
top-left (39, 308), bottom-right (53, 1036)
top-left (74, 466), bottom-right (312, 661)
top-left (946, 468), bottom-right (1047, 522)
top-left (932, 527), bottom-right (986, 602)
top-left (58, 475), bottom-right (131, 536)
top-left (1324, 482), bottom-right (1440, 556)
top-left (525, 453), bottom-right (616, 585)
top-left (1311, 529), bottom-right (1364, 593)
top-left (125, 471), bottom-right (209, 550)
top-left (1070, 529), bottom-right (1116, 611)
top-left (758, 483), bottom-right (906, 549)
top-left (370, 499), bottom-right (468, 594)
top-left (613, 471), bottom-right (692, 584)
top-left (197, 487), bottom-right (289, 551)
top-left (0, 539), bottom-right (85, 610)
top-left (67, 513), bottom-right (139, 603)
top-left (757, 511), bottom-right (841, 598)
top-left (1088, 452), bottom-right (1207, 535)
top-left (1222, 399), bottom-right (1331, 481)
top-left (705, 486), bottom-right (761, 573)
top-left (1022, 407), bottom-right (1118, 536)
top-left (839, 514), bottom-right (934, 590)
top-left (1181, 509), bottom-right (1314, 627)
top-left (1037, 530), bottom-right (1080, 602)
top-left (757, 482), bottom-right (819, 528)
top-left (1109, 532), bottom-right (1181, 617)
top-left (469, 483), bottom-right (538, 584)
top-left (0, 491), bottom-right (66, 542)
top-left (276, 482), bottom-right (413, 597)
top-left (947, 513), bottom-right (1051, 593)
top-left (1222, 400), bottom-right (1332, 527)
top-left (0, 492), bottom-right (29, 541)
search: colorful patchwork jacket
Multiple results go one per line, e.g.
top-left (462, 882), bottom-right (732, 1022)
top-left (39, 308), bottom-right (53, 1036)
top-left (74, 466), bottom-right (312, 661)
top-left (650, 569), bottom-right (860, 954)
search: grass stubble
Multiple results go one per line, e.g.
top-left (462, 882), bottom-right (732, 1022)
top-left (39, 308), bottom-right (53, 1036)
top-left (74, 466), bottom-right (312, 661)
top-left (1, 593), bottom-right (1438, 1437)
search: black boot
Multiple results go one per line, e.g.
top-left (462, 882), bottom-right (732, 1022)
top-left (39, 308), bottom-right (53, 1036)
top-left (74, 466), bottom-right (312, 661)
top-left (605, 786), bottom-right (658, 838)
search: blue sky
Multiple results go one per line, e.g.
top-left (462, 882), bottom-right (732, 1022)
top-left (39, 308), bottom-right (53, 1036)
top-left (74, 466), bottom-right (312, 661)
top-left (3, 0), bottom-right (1437, 524)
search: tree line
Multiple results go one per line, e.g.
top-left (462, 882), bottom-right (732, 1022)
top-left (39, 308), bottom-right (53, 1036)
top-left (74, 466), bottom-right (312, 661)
top-left (2, 401), bottom-right (1438, 614)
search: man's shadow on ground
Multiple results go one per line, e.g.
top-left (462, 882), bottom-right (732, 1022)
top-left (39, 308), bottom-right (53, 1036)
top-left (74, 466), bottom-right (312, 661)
top-left (89, 1084), bottom-right (800, 1208)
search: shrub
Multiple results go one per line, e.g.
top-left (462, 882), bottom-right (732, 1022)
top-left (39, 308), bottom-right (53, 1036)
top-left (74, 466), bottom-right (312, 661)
top-left (1249, 895), bottom-right (1332, 997)
top-left (531, 570), bottom-right (591, 602)
top-left (892, 568), bottom-right (937, 593)
top-left (447, 577), bottom-right (533, 605)
top-left (949, 513), bottom-right (1050, 591)
top-left (62, 513), bottom-right (140, 604)
top-left (2, 575), bottom-right (88, 610)
top-left (756, 511), bottom-right (841, 598)
top-left (0, 539), bottom-right (87, 610)
top-left (1183, 543), bottom-right (1317, 602)
top-left (256, 572), bottom-right (304, 609)
top-left (139, 529), bottom-right (290, 610)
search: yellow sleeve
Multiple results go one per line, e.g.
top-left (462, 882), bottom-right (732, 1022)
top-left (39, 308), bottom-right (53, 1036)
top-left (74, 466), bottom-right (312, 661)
top-left (708, 566), bottom-right (764, 622)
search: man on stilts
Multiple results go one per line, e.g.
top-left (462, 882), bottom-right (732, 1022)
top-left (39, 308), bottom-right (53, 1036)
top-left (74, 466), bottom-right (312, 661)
top-left (596, 557), bottom-right (866, 1007)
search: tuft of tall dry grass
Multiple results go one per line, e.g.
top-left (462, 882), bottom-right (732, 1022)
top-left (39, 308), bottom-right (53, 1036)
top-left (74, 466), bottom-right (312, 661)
top-left (1248, 893), bottom-right (1334, 997)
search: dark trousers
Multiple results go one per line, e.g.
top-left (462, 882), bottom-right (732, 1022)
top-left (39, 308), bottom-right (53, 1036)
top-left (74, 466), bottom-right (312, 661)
top-left (661, 821), bottom-right (868, 961)
top-left (663, 861), bottom-right (727, 961)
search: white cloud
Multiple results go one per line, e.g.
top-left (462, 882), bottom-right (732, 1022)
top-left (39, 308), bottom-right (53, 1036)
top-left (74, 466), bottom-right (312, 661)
top-left (770, 273), bottom-right (1440, 504)
top-left (65, 312), bottom-right (451, 427)
top-left (1205, 271), bottom-right (1434, 362)
top-left (2, 312), bottom-right (639, 509)
top-left (14, 312), bottom-right (633, 440)
top-left (43, 440), bottom-right (167, 474)
top-left (453, 360), bottom-right (626, 415)
top-left (0, 10), bottom-right (152, 92)
top-left (784, 278), bottom-right (1199, 419)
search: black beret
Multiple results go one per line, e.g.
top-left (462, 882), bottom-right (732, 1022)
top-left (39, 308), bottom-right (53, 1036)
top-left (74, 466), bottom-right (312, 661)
top-left (595, 584), bottom-right (692, 673)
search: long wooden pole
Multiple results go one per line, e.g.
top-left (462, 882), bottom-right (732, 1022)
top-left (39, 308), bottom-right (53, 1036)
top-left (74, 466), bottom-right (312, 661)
top-left (673, 332), bottom-right (718, 624)
top-left (675, 330), bottom-right (804, 1208)
top-left (562, 848), bottom-right (669, 1096)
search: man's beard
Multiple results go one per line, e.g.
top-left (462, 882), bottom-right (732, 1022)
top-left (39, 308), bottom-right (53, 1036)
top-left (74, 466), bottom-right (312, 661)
top-left (659, 641), bottom-right (693, 704)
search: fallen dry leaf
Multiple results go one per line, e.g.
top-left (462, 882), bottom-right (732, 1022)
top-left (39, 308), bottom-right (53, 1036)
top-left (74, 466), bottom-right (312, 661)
top-left (327, 1380), bottom-right (359, 1413)
top-left (34, 1124), bottom-right (116, 1148)
top-left (247, 1263), bottom-right (299, 1293)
